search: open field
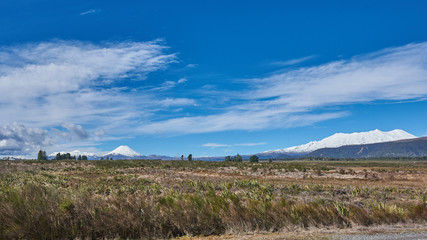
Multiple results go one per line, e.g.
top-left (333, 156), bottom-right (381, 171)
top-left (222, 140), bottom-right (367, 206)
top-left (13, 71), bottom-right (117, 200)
top-left (0, 159), bottom-right (426, 239)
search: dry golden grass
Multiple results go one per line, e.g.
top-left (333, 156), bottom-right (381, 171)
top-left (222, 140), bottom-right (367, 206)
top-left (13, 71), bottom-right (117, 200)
top-left (0, 159), bottom-right (426, 239)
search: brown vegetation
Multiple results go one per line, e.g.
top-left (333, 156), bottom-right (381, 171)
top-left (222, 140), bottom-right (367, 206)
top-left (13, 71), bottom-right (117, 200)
top-left (0, 159), bottom-right (426, 239)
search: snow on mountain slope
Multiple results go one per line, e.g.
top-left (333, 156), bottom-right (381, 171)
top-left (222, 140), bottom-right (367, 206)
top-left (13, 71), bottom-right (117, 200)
top-left (49, 150), bottom-right (102, 158)
top-left (49, 146), bottom-right (141, 159)
top-left (107, 145), bottom-right (142, 157)
top-left (264, 129), bottom-right (416, 154)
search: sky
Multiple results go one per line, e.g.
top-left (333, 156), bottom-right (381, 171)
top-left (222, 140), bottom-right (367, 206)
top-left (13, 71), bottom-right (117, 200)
top-left (1, 0), bottom-right (427, 158)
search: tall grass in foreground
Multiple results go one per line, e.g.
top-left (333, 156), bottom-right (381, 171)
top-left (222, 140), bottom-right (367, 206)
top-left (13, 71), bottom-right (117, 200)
top-left (0, 160), bottom-right (426, 239)
top-left (0, 183), bottom-right (426, 239)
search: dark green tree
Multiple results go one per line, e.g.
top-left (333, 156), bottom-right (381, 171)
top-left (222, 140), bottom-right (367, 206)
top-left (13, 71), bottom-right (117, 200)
top-left (187, 154), bottom-right (193, 161)
top-left (181, 155), bottom-right (184, 161)
top-left (56, 153), bottom-right (61, 160)
top-left (234, 154), bottom-right (242, 162)
top-left (100, 157), bottom-right (104, 160)
top-left (82, 155), bottom-right (88, 160)
top-left (78, 155), bottom-right (82, 161)
top-left (224, 156), bottom-right (231, 162)
top-left (37, 150), bottom-right (47, 160)
top-left (249, 155), bottom-right (259, 163)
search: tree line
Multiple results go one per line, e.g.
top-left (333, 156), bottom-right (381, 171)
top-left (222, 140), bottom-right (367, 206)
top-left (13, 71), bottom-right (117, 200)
top-left (224, 154), bottom-right (267, 163)
top-left (37, 150), bottom-right (88, 160)
top-left (55, 152), bottom-right (89, 160)
top-left (37, 150), bottom-right (270, 163)
top-left (224, 154), bottom-right (258, 162)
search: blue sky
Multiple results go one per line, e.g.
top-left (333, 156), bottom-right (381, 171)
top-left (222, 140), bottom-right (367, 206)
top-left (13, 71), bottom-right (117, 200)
top-left (1, 0), bottom-right (427, 157)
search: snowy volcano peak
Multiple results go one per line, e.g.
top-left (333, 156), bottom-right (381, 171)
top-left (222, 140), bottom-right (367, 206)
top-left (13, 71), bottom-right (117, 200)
top-left (108, 145), bottom-right (141, 157)
top-left (265, 129), bottom-right (416, 154)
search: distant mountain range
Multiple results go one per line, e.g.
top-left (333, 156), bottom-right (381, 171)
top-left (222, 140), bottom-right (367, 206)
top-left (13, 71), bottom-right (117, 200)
top-left (306, 137), bottom-right (427, 158)
top-left (46, 129), bottom-right (426, 160)
top-left (261, 129), bottom-right (416, 156)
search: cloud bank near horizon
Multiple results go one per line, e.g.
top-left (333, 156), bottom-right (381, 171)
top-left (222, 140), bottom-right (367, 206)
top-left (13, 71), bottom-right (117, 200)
top-left (0, 122), bottom-right (54, 156)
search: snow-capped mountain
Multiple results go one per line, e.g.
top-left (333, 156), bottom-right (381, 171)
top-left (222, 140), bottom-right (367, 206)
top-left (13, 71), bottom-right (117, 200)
top-left (306, 137), bottom-right (427, 158)
top-left (106, 145), bottom-right (142, 158)
top-left (263, 129), bottom-right (416, 155)
top-left (48, 146), bottom-right (143, 160)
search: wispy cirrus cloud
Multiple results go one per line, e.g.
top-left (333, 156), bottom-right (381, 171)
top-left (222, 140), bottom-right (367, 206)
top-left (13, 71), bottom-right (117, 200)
top-left (138, 110), bottom-right (346, 134)
top-left (150, 77), bottom-right (188, 91)
top-left (246, 43), bottom-right (427, 107)
top-left (185, 63), bottom-right (198, 68)
top-left (202, 143), bottom-right (228, 148)
top-left (138, 42), bottom-right (427, 135)
top-left (0, 40), bottom-right (177, 127)
top-left (271, 55), bottom-right (316, 66)
top-left (80, 9), bottom-right (101, 16)
top-left (159, 98), bottom-right (196, 107)
top-left (0, 40), bottom-right (176, 100)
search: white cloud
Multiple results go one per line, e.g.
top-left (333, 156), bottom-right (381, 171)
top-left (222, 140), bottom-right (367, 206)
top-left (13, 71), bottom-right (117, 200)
top-left (0, 122), bottom-right (54, 156)
top-left (80, 9), bottom-right (101, 16)
top-left (177, 78), bottom-right (188, 83)
top-left (248, 43), bottom-right (427, 107)
top-left (271, 55), bottom-right (316, 66)
top-left (138, 109), bottom-right (346, 134)
top-left (185, 63), bottom-right (198, 68)
top-left (0, 40), bottom-right (175, 102)
top-left (159, 98), bottom-right (196, 107)
top-left (0, 40), bottom-right (176, 128)
top-left (94, 129), bottom-right (105, 138)
top-left (61, 123), bottom-right (89, 140)
top-left (202, 143), bottom-right (229, 148)
top-left (150, 77), bottom-right (188, 91)
top-left (138, 42), bottom-right (427, 134)
top-left (0, 40), bottom-right (180, 155)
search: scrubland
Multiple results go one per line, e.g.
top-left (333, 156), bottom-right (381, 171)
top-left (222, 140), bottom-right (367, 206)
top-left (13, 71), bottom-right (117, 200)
top-left (0, 159), bottom-right (426, 239)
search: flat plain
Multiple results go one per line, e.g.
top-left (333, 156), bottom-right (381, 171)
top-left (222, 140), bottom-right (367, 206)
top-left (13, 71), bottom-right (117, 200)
top-left (0, 159), bottom-right (426, 239)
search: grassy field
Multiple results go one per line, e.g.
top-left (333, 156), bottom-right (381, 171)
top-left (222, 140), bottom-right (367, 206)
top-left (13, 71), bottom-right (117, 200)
top-left (0, 159), bottom-right (426, 239)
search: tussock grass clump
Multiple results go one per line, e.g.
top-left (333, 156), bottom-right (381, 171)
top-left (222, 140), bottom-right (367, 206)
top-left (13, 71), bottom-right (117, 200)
top-left (1, 183), bottom-right (425, 239)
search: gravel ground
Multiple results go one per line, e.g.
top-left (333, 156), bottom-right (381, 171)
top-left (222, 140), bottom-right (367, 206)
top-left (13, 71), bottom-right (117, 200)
top-left (332, 232), bottom-right (427, 240)
top-left (181, 225), bottom-right (427, 240)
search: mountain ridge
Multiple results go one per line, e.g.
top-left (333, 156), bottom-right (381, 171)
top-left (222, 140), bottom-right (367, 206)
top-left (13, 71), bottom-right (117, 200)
top-left (262, 129), bottom-right (416, 155)
top-left (306, 136), bottom-right (427, 158)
